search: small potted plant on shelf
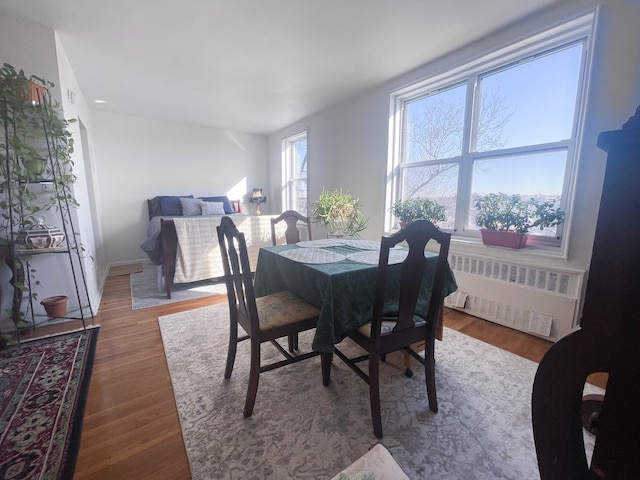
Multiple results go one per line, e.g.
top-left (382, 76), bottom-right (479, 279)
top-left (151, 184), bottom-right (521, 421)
top-left (311, 188), bottom-right (369, 237)
top-left (474, 192), bottom-right (565, 249)
top-left (392, 197), bottom-right (446, 227)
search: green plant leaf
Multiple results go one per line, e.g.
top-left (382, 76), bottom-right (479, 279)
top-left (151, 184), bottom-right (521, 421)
top-left (474, 192), bottom-right (564, 233)
top-left (311, 188), bottom-right (369, 236)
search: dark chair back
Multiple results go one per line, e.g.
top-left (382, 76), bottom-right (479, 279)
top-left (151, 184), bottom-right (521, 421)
top-left (371, 219), bottom-right (451, 343)
top-left (330, 218), bottom-right (452, 438)
top-left (271, 210), bottom-right (311, 245)
top-left (217, 215), bottom-right (328, 418)
top-left (217, 215), bottom-right (259, 337)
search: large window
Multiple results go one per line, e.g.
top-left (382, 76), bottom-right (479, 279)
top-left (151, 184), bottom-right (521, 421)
top-left (281, 130), bottom-right (308, 214)
top-left (387, 12), bottom-right (595, 249)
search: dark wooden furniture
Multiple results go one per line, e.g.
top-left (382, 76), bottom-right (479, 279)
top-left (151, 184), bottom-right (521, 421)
top-left (270, 210), bottom-right (312, 350)
top-left (217, 216), bottom-right (331, 417)
top-left (327, 219), bottom-right (452, 438)
top-left (270, 210), bottom-right (311, 245)
top-left (532, 107), bottom-right (640, 479)
top-left (253, 243), bottom-right (456, 354)
top-left (160, 219), bottom-right (179, 299)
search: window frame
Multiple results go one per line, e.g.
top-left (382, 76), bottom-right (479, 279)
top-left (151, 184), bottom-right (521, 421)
top-left (281, 129), bottom-right (308, 214)
top-left (385, 11), bottom-right (596, 258)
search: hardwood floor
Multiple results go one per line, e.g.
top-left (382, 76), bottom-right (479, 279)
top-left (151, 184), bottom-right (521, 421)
top-left (61, 273), bottom-right (598, 479)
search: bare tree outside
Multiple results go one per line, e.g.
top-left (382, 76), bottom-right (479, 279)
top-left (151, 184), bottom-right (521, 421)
top-left (401, 85), bottom-right (514, 228)
top-left (406, 96), bottom-right (464, 163)
top-left (395, 40), bottom-right (584, 239)
top-left (475, 88), bottom-right (514, 153)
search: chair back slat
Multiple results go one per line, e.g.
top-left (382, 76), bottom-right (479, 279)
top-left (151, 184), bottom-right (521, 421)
top-left (271, 210), bottom-right (312, 245)
top-left (217, 216), bottom-right (259, 335)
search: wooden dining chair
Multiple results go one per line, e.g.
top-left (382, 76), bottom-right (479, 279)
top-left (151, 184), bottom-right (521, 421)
top-left (217, 216), bottom-right (331, 417)
top-left (270, 210), bottom-right (311, 245)
top-left (327, 219), bottom-right (452, 438)
top-left (270, 210), bottom-right (312, 351)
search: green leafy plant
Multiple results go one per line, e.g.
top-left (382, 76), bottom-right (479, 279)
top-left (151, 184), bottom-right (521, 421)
top-left (1, 64), bottom-right (78, 235)
top-left (0, 63), bottom-right (79, 325)
top-left (392, 197), bottom-right (446, 224)
top-left (474, 193), bottom-right (565, 234)
top-left (311, 188), bottom-right (369, 237)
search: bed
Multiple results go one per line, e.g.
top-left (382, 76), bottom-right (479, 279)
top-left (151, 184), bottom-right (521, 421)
top-left (140, 195), bottom-right (285, 298)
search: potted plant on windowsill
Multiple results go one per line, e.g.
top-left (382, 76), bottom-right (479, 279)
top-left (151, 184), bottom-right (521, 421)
top-left (392, 197), bottom-right (446, 227)
top-left (311, 188), bottom-right (369, 238)
top-left (474, 193), bottom-right (565, 249)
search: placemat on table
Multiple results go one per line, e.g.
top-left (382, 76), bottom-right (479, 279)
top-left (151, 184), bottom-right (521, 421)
top-left (279, 247), bottom-right (346, 264)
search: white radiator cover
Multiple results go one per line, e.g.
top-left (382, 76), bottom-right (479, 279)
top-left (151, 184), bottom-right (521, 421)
top-left (445, 253), bottom-right (585, 342)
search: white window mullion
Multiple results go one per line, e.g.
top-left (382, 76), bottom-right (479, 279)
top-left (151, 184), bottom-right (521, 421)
top-left (455, 75), bottom-right (478, 232)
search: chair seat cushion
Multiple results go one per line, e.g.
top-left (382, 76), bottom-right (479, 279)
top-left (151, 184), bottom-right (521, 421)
top-left (255, 290), bottom-right (320, 330)
top-left (330, 443), bottom-right (410, 480)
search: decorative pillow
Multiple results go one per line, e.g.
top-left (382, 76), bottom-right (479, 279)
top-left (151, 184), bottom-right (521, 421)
top-left (159, 195), bottom-right (193, 216)
top-left (200, 201), bottom-right (226, 215)
top-left (199, 196), bottom-right (234, 214)
top-left (179, 197), bottom-right (202, 216)
top-left (147, 196), bottom-right (164, 219)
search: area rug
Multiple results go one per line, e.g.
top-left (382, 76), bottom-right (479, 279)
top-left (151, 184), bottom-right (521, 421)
top-left (130, 261), bottom-right (226, 310)
top-left (158, 305), bottom-right (602, 480)
top-left (0, 327), bottom-right (99, 480)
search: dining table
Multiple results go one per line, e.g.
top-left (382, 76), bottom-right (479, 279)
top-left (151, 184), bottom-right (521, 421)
top-left (253, 238), bottom-right (458, 353)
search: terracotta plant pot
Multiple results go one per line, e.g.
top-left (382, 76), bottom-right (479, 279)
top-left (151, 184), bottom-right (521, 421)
top-left (41, 295), bottom-right (68, 318)
top-left (27, 81), bottom-right (46, 104)
top-left (11, 78), bottom-right (46, 105)
top-left (480, 229), bottom-right (529, 249)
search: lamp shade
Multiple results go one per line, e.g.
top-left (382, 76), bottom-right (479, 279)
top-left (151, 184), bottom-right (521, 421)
top-left (249, 188), bottom-right (266, 203)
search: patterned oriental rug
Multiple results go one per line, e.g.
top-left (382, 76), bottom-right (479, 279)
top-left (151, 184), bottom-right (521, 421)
top-left (0, 328), bottom-right (99, 480)
top-left (158, 305), bottom-right (602, 480)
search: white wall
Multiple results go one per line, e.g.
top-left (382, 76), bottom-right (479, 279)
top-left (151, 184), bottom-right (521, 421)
top-left (268, 0), bottom-right (640, 327)
top-left (54, 33), bottom-right (103, 313)
top-left (91, 111), bottom-right (269, 266)
top-left (0, 15), bottom-right (58, 85)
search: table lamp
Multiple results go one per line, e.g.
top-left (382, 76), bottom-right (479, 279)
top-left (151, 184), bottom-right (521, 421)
top-left (249, 188), bottom-right (267, 215)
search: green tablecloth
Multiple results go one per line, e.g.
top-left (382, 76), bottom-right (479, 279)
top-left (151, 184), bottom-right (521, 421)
top-left (253, 244), bottom-right (458, 353)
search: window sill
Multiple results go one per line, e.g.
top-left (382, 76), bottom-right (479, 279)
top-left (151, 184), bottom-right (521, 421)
top-left (449, 233), bottom-right (576, 271)
top-left (383, 226), bottom-right (569, 265)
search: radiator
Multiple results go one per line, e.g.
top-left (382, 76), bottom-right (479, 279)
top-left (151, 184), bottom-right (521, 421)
top-left (445, 253), bottom-right (585, 342)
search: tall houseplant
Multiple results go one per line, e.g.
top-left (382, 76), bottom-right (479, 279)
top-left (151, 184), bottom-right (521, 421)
top-left (311, 189), bottom-right (369, 237)
top-left (0, 63), bottom-right (79, 325)
top-left (392, 197), bottom-right (446, 226)
top-left (474, 192), bottom-right (565, 248)
top-left (1, 63), bottom-right (78, 237)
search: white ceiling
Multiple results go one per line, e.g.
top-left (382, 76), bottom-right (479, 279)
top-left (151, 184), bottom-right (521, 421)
top-left (1, 0), bottom-right (561, 135)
